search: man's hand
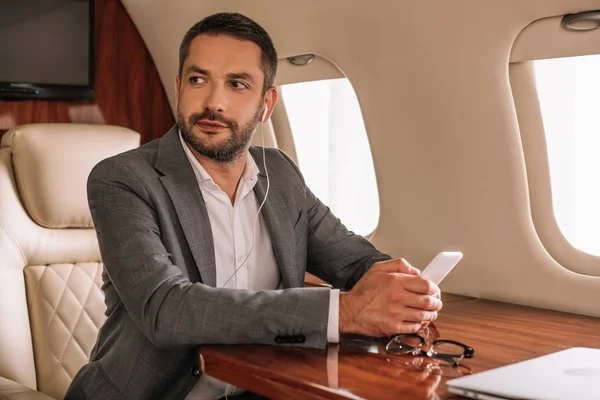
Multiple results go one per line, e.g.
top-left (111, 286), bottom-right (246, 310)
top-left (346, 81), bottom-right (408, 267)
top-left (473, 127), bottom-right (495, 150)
top-left (339, 258), bottom-right (442, 337)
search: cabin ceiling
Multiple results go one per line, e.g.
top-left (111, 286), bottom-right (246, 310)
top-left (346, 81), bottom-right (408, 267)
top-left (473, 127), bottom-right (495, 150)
top-left (121, 0), bottom-right (600, 109)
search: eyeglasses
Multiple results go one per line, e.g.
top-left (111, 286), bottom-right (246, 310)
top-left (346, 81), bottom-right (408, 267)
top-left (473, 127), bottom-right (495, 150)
top-left (385, 333), bottom-right (474, 367)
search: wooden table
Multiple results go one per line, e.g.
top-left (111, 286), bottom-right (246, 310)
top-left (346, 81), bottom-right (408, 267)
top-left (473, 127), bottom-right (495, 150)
top-left (199, 294), bottom-right (600, 399)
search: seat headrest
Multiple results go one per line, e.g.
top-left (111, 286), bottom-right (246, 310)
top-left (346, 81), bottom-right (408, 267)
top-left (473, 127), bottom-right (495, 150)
top-left (1, 124), bottom-right (140, 228)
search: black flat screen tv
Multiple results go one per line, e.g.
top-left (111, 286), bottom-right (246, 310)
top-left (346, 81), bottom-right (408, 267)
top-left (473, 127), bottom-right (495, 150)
top-left (0, 0), bottom-right (94, 100)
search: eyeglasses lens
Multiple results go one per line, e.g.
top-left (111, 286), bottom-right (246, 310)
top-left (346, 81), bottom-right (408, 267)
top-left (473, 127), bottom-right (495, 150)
top-left (431, 341), bottom-right (465, 358)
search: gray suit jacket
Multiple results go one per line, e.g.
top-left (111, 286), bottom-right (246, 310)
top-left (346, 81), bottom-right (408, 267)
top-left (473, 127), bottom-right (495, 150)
top-left (66, 126), bottom-right (391, 399)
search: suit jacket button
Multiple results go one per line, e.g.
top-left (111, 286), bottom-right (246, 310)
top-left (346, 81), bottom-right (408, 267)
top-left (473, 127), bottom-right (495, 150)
top-left (192, 367), bottom-right (201, 376)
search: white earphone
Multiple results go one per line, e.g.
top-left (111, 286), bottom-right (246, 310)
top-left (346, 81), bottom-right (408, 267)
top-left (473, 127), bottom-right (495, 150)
top-left (262, 105), bottom-right (268, 122)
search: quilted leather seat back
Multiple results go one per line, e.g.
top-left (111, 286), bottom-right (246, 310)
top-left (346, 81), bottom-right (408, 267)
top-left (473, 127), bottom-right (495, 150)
top-left (0, 124), bottom-right (140, 399)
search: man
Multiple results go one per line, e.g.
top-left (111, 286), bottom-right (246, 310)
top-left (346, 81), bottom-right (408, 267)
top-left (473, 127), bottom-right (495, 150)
top-left (66, 12), bottom-right (442, 400)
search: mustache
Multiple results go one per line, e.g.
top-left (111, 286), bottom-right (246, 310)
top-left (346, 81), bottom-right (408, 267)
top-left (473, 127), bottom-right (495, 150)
top-left (188, 110), bottom-right (237, 130)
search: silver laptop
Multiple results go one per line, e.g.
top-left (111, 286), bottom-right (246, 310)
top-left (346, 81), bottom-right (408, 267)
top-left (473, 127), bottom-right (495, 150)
top-left (446, 347), bottom-right (600, 400)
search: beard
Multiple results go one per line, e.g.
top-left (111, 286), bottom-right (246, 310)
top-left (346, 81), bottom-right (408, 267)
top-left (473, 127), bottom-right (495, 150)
top-left (177, 105), bottom-right (262, 163)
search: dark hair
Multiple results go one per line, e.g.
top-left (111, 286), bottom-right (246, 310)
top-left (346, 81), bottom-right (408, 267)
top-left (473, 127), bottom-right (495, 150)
top-left (178, 12), bottom-right (278, 93)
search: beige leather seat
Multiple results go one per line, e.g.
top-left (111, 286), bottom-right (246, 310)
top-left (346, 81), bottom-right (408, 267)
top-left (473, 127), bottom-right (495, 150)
top-left (0, 124), bottom-right (140, 399)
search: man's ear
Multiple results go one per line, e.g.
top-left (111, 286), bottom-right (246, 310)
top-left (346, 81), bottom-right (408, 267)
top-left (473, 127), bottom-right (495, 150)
top-left (262, 86), bottom-right (278, 122)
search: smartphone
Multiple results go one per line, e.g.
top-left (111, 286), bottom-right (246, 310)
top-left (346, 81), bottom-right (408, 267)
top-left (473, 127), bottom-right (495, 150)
top-left (420, 251), bottom-right (463, 284)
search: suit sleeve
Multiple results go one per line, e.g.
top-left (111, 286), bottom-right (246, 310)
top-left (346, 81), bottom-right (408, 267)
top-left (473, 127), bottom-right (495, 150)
top-left (88, 157), bottom-right (331, 350)
top-left (277, 151), bottom-right (393, 291)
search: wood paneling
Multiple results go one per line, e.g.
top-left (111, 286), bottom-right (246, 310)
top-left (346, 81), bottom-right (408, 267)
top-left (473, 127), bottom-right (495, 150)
top-left (0, 0), bottom-right (174, 144)
top-left (199, 297), bottom-right (600, 399)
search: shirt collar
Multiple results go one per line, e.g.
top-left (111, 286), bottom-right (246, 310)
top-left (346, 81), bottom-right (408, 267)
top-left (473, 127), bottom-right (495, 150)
top-left (178, 130), bottom-right (260, 189)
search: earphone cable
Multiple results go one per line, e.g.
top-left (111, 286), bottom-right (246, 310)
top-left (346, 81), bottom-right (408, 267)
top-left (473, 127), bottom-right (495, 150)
top-left (221, 117), bottom-right (270, 289)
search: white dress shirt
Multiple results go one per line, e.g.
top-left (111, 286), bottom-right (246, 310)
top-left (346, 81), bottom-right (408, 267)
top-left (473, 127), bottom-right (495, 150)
top-left (180, 133), bottom-right (339, 400)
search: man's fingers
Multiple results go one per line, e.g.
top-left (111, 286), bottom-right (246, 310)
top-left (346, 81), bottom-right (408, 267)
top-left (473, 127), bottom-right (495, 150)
top-left (400, 308), bottom-right (439, 323)
top-left (374, 258), bottom-right (420, 275)
top-left (402, 276), bottom-right (439, 296)
top-left (404, 294), bottom-right (443, 312)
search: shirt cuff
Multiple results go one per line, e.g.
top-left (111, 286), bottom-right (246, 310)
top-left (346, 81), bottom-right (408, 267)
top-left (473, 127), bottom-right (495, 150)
top-left (327, 289), bottom-right (340, 343)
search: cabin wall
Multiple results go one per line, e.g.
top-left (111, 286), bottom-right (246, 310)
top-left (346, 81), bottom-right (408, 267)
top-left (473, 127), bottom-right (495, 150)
top-left (121, 0), bottom-right (600, 318)
top-left (0, 0), bottom-right (174, 144)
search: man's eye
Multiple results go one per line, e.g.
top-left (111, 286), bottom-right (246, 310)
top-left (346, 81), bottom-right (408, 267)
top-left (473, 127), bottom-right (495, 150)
top-left (231, 81), bottom-right (248, 90)
top-left (189, 76), bottom-right (205, 84)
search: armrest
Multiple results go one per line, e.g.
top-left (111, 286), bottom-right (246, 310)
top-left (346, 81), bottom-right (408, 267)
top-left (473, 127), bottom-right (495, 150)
top-left (0, 377), bottom-right (54, 400)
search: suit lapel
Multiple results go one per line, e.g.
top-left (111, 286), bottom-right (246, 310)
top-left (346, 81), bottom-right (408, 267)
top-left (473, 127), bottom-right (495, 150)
top-left (155, 127), bottom-right (216, 287)
top-left (250, 148), bottom-right (299, 288)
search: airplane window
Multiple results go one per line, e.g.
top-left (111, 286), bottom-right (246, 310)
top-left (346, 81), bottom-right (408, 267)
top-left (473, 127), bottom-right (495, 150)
top-left (281, 78), bottom-right (379, 236)
top-left (534, 54), bottom-right (600, 257)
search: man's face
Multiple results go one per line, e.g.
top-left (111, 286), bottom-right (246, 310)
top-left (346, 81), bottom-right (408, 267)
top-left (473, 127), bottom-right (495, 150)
top-left (175, 34), bottom-right (274, 163)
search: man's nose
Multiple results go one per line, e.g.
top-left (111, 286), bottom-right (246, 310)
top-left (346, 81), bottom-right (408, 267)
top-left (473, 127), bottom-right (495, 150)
top-left (203, 83), bottom-right (228, 114)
